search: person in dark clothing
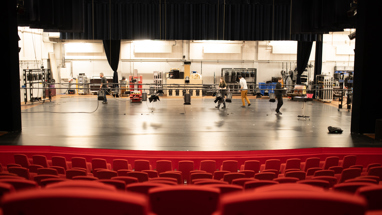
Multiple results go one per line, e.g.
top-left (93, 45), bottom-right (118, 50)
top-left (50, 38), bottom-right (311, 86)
top-left (216, 78), bottom-right (227, 109)
top-left (100, 73), bottom-right (108, 104)
top-left (275, 82), bottom-right (283, 115)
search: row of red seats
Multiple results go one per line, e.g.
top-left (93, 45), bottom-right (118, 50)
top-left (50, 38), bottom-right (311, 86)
top-left (1, 179), bottom-right (382, 215)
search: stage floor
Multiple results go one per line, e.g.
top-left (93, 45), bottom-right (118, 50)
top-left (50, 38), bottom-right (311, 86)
top-left (1, 96), bottom-right (381, 151)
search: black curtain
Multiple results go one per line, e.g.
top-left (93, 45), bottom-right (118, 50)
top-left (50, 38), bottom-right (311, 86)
top-left (103, 40), bottom-right (120, 88)
top-left (296, 41), bottom-right (313, 84)
top-left (314, 35), bottom-right (323, 85)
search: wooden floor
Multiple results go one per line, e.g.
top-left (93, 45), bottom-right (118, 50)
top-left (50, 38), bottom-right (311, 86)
top-left (1, 94), bottom-right (380, 151)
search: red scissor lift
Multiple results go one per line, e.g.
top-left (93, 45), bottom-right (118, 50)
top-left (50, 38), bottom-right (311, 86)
top-left (129, 75), bottom-right (143, 103)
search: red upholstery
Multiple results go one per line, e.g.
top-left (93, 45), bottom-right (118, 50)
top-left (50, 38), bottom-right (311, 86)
top-left (200, 160), bottom-right (216, 174)
top-left (156, 160), bottom-right (173, 174)
top-left (221, 160), bottom-right (238, 172)
top-left (340, 155), bottom-right (357, 169)
top-left (213, 171), bottom-right (230, 180)
top-left (39, 178), bottom-right (67, 187)
top-left (33, 175), bottom-right (59, 186)
top-left (32, 155), bottom-right (51, 168)
top-left (49, 166), bottom-right (66, 175)
top-left (190, 173), bottom-right (213, 184)
top-left (297, 179), bottom-right (330, 189)
top-left (223, 172), bottom-right (245, 184)
top-left (0, 182), bottom-right (15, 197)
top-left (45, 180), bottom-right (116, 191)
top-left (96, 169), bottom-right (118, 179)
top-left (127, 171), bottom-right (149, 182)
top-left (312, 176), bottom-right (338, 187)
top-left (126, 182), bottom-right (169, 195)
top-left (244, 180), bottom-right (278, 190)
top-left (356, 185), bottom-right (382, 210)
top-left (37, 168), bottom-right (58, 176)
top-left (273, 177), bottom-right (299, 184)
top-left (149, 178), bottom-right (177, 185)
top-left (204, 184), bottom-right (243, 194)
top-left (239, 170), bottom-right (255, 178)
top-left (13, 154), bottom-right (31, 168)
top-left (280, 158), bottom-right (301, 174)
top-left (356, 175), bottom-right (380, 183)
top-left (91, 158), bottom-right (111, 171)
top-left (240, 160), bottom-right (260, 173)
top-left (193, 179), bottom-right (229, 185)
top-left (260, 159), bottom-right (281, 172)
top-left (51, 156), bottom-right (71, 170)
top-left (159, 172), bottom-right (182, 184)
top-left (99, 179), bottom-right (126, 191)
top-left (332, 182), bottom-right (372, 194)
top-left (254, 172), bottom-right (276, 180)
top-left (7, 167), bottom-right (32, 180)
top-left (178, 160), bottom-right (194, 184)
top-left (2, 188), bottom-right (149, 215)
top-left (254, 183), bottom-right (325, 192)
top-left (117, 169), bottom-right (132, 176)
top-left (345, 178), bottom-right (378, 184)
top-left (349, 165), bottom-right (363, 171)
top-left (111, 176), bottom-right (139, 185)
top-left (367, 166), bottom-right (382, 180)
top-left (217, 189), bottom-right (366, 215)
top-left (142, 170), bottom-right (159, 178)
top-left (306, 167), bottom-right (322, 176)
top-left (262, 169), bottom-right (279, 178)
top-left (329, 166), bottom-right (344, 174)
top-left (232, 178), bottom-right (257, 187)
top-left (301, 157), bottom-right (320, 172)
top-left (314, 170), bottom-right (335, 177)
top-left (66, 169), bottom-right (87, 179)
top-left (149, 185), bottom-right (220, 215)
top-left (321, 156), bottom-right (339, 170)
top-left (338, 168), bottom-right (362, 183)
top-left (365, 163), bottom-right (381, 173)
top-left (72, 176), bottom-right (99, 181)
top-left (134, 160), bottom-right (152, 171)
top-left (71, 157), bottom-right (92, 173)
top-left (112, 159), bottom-right (132, 171)
top-left (0, 179), bottom-right (38, 191)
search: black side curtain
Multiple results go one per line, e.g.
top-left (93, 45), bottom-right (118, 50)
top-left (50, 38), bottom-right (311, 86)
top-left (296, 41), bottom-right (313, 84)
top-left (103, 40), bottom-right (120, 86)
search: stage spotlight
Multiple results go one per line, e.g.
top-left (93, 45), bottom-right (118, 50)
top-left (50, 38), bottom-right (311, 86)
top-left (348, 31), bottom-right (356, 40)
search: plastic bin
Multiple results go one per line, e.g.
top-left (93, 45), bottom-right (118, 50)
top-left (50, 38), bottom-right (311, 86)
top-left (259, 82), bottom-right (267, 95)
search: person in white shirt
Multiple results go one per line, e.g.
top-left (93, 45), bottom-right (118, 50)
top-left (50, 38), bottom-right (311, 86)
top-left (239, 75), bottom-right (251, 107)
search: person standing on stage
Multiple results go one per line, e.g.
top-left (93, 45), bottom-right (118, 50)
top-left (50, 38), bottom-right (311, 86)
top-left (275, 82), bottom-right (283, 114)
top-left (216, 77), bottom-right (227, 109)
top-left (239, 75), bottom-right (251, 107)
top-left (100, 73), bottom-right (108, 104)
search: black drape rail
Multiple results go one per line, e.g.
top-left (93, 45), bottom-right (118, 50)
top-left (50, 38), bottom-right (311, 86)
top-left (296, 41), bottom-right (313, 84)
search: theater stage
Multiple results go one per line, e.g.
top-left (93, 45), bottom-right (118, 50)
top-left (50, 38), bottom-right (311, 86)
top-left (0, 96), bottom-right (380, 151)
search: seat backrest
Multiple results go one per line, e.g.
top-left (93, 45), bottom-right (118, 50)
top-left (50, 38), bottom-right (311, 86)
top-left (45, 180), bottom-right (116, 191)
top-left (156, 160), bottom-right (173, 174)
top-left (178, 160), bottom-right (194, 183)
top-left (312, 176), bottom-right (338, 187)
top-left (134, 160), bottom-right (151, 171)
top-left (194, 179), bottom-right (229, 185)
top-left (8, 167), bottom-right (30, 180)
top-left (66, 169), bottom-right (87, 179)
top-left (92, 158), bottom-right (108, 170)
top-left (126, 182), bottom-right (169, 195)
top-left (329, 166), bottom-right (344, 174)
top-left (159, 172), bottom-right (182, 184)
top-left (356, 185), bottom-right (382, 210)
top-left (2, 188), bottom-right (149, 215)
top-left (223, 173), bottom-right (245, 184)
top-left (254, 183), bottom-right (325, 193)
top-left (323, 156), bottom-right (339, 170)
top-left (262, 169), bottom-right (279, 178)
top-left (304, 157), bottom-right (320, 171)
top-left (117, 169), bottom-right (133, 176)
top-left (72, 176), bottom-right (98, 181)
top-left (218, 189), bottom-right (366, 215)
top-left (97, 170), bottom-right (118, 179)
top-left (33, 175), bottom-right (59, 186)
top-left (51, 156), bottom-right (68, 170)
top-left (285, 158), bottom-right (301, 170)
top-left (142, 170), bottom-right (158, 178)
top-left (112, 159), bottom-right (129, 171)
top-left (368, 166), bottom-right (382, 180)
top-left (200, 160), bottom-right (216, 174)
top-left (0, 182), bottom-right (15, 198)
top-left (127, 171), bottom-right (149, 182)
top-left (190, 173), bottom-right (213, 184)
top-left (99, 179), bottom-right (126, 191)
top-left (314, 170), bottom-right (335, 177)
top-left (306, 167), bottom-right (323, 176)
top-left (243, 160), bottom-right (260, 173)
top-left (264, 159), bottom-right (281, 171)
top-left (71, 157), bottom-right (89, 169)
top-left (231, 178), bottom-right (257, 187)
top-left (297, 179), bottom-right (330, 189)
top-left (221, 160), bottom-right (238, 172)
top-left (149, 185), bottom-right (220, 215)
top-left (254, 172), bottom-right (276, 180)
top-left (39, 178), bottom-right (67, 187)
top-left (366, 163), bottom-right (381, 173)
top-left (37, 168), bottom-right (58, 176)
top-left (338, 168), bottom-right (362, 183)
top-left (111, 176), bottom-right (139, 185)
top-left (33, 155), bottom-right (49, 168)
top-left (273, 177), bottom-right (299, 184)
top-left (244, 180), bottom-right (278, 190)
top-left (204, 184), bottom-right (243, 194)
top-left (0, 179), bottom-right (38, 191)
top-left (14, 154), bottom-right (30, 168)
top-left (342, 155), bottom-right (356, 169)
top-left (239, 170), bottom-right (255, 178)
top-left (50, 166), bottom-right (66, 175)
top-left (213, 171), bottom-right (230, 180)
top-left (345, 178), bottom-right (378, 184)
top-left (332, 182), bottom-right (372, 194)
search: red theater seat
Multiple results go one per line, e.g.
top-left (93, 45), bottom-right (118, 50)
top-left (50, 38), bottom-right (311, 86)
top-left (13, 154), bottom-right (32, 168)
top-left (127, 171), bottom-right (149, 182)
top-left (213, 171), bottom-right (230, 180)
top-left (72, 176), bottom-right (99, 181)
top-left (329, 166), bottom-right (344, 174)
top-left (204, 184), bottom-right (243, 194)
top-left (142, 170), bottom-right (159, 178)
top-left (200, 160), bottom-right (216, 174)
top-left (0, 182), bottom-right (15, 197)
top-left (367, 166), bottom-right (382, 180)
top-left (254, 172), bottom-right (276, 180)
top-left (111, 176), bottom-right (139, 185)
top-left (244, 180), bottom-right (278, 190)
top-left (37, 168), bottom-right (58, 176)
top-left (273, 177), bottom-right (299, 184)
top-left (112, 159), bottom-right (132, 171)
top-left (306, 167), bottom-right (323, 177)
top-left (297, 179), bottom-right (330, 189)
top-left (301, 157), bottom-right (320, 172)
top-left (338, 168), bottom-right (362, 183)
top-left (314, 170), bottom-right (335, 177)
top-left (99, 179), bottom-right (126, 191)
top-left (32, 155), bottom-right (52, 168)
top-left (66, 169), bottom-right (87, 179)
top-left (96, 169), bottom-right (118, 179)
top-left (117, 169), bottom-right (132, 176)
top-left (193, 179), bottom-right (229, 185)
top-left (51, 156), bottom-right (71, 170)
top-left (178, 160), bottom-right (194, 184)
top-left (159, 172), bottom-right (182, 184)
top-left (71, 157), bottom-right (92, 173)
top-left (221, 160), bottom-right (238, 172)
top-left (216, 188), bottom-right (366, 215)
top-left (190, 172), bottom-right (213, 184)
top-left (260, 159), bottom-right (280, 172)
top-left (45, 180), bottom-right (116, 191)
top-left (240, 160), bottom-right (260, 173)
top-left (332, 182), bottom-right (373, 194)
top-left (232, 178), bottom-right (257, 187)
top-left (149, 185), bottom-right (220, 215)
top-left (156, 160), bottom-right (173, 174)
top-left (312, 176), bottom-right (338, 187)
top-left (134, 160), bottom-right (152, 171)
top-left (7, 167), bottom-right (34, 180)
top-left (345, 178), bottom-right (378, 184)
top-left (1, 188), bottom-right (149, 215)
top-left (126, 182), bottom-right (169, 195)
top-left (223, 172), bottom-right (245, 184)
top-left (339, 155), bottom-right (357, 169)
top-left (40, 178), bottom-right (67, 187)
top-left (280, 158), bottom-right (301, 174)
top-left (92, 158), bottom-right (111, 172)
top-left (33, 175), bottom-right (59, 186)
top-left (0, 179), bottom-right (38, 191)
top-left (321, 156), bottom-right (339, 170)
top-left (239, 170), bottom-right (255, 178)
top-left (356, 185), bottom-right (382, 210)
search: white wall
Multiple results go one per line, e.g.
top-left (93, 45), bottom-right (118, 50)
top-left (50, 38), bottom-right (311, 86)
top-left (18, 27), bottom-right (355, 101)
